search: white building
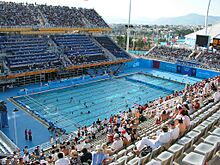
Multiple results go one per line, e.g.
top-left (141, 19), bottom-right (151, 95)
top-left (185, 23), bottom-right (220, 46)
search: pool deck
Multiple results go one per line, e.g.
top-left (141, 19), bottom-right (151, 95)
top-left (0, 68), bottom-right (202, 150)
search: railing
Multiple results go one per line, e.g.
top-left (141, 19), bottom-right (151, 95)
top-left (0, 131), bottom-right (18, 154)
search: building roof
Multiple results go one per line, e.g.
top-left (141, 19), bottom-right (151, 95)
top-left (185, 23), bottom-right (220, 40)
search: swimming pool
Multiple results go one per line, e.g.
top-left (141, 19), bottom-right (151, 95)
top-left (13, 73), bottom-right (194, 133)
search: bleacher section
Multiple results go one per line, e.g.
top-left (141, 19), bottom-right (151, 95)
top-left (0, 1), bottom-right (109, 28)
top-left (53, 34), bottom-right (109, 65)
top-left (147, 46), bottom-right (192, 62)
top-left (37, 5), bottom-right (86, 28)
top-left (94, 36), bottom-right (130, 59)
top-left (108, 101), bottom-right (220, 165)
top-left (0, 34), bottom-right (130, 74)
top-left (80, 8), bottom-right (109, 28)
top-left (0, 35), bottom-right (62, 72)
top-left (0, 2), bottom-right (40, 26)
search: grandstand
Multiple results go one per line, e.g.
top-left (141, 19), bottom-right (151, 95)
top-left (0, 1), bottom-right (220, 165)
top-left (0, 1), bottom-right (109, 29)
top-left (144, 45), bottom-right (220, 71)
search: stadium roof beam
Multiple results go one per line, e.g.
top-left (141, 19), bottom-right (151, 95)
top-left (0, 27), bottom-right (112, 34)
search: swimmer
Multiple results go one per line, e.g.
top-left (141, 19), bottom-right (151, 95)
top-left (80, 112), bottom-right (83, 115)
top-left (84, 102), bottom-right (88, 108)
top-left (70, 97), bottom-right (73, 103)
top-left (56, 98), bottom-right (59, 102)
top-left (88, 111), bottom-right (91, 114)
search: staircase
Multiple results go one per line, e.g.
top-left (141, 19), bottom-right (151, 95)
top-left (37, 9), bottom-right (48, 26)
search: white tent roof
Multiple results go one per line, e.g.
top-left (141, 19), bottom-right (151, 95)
top-left (185, 23), bottom-right (220, 39)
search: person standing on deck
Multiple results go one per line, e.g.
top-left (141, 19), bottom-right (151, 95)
top-left (25, 129), bottom-right (28, 140)
top-left (28, 129), bottom-right (32, 141)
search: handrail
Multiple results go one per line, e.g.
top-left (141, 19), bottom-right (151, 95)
top-left (0, 131), bottom-right (18, 153)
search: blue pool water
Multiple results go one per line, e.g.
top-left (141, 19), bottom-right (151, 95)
top-left (14, 73), bottom-right (188, 134)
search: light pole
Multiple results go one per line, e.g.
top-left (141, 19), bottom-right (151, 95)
top-left (13, 108), bottom-right (18, 145)
top-left (205, 0), bottom-right (212, 35)
top-left (126, 0), bottom-right (132, 52)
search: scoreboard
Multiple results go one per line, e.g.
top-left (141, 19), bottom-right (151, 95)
top-left (213, 38), bottom-right (220, 49)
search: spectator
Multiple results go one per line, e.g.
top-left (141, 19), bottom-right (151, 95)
top-left (168, 119), bottom-right (179, 141)
top-left (135, 124), bottom-right (171, 151)
top-left (80, 148), bottom-right (92, 164)
top-left (70, 150), bottom-right (82, 165)
top-left (23, 152), bottom-right (30, 164)
top-left (91, 145), bottom-right (110, 165)
top-left (55, 152), bottom-right (70, 165)
top-left (110, 134), bottom-right (123, 152)
top-left (174, 115), bottom-right (186, 136)
top-left (181, 110), bottom-right (191, 129)
top-left (159, 110), bottom-right (169, 122)
top-left (213, 87), bottom-right (220, 102)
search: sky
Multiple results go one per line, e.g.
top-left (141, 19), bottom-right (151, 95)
top-left (2, 0), bottom-right (220, 23)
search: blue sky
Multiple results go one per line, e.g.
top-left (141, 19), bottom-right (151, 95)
top-left (3, 0), bottom-right (220, 23)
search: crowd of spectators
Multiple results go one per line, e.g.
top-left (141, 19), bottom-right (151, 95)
top-left (146, 46), bottom-right (220, 71)
top-left (197, 50), bottom-right (220, 70)
top-left (0, 1), bottom-right (40, 26)
top-left (0, 1), bottom-right (109, 28)
top-left (38, 5), bottom-right (85, 28)
top-left (147, 46), bottom-right (192, 62)
top-left (80, 9), bottom-right (109, 28)
top-left (2, 74), bottom-right (219, 164)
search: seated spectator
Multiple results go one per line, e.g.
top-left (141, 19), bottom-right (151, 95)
top-left (130, 128), bottom-right (139, 142)
top-left (174, 115), bottom-right (186, 136)
top-left (168, 119), bottom-right (179, 141)
top-left (23, 152), bottom-right (30, 164)
top-left (135, 124), bottom-right (171, 152)
top-left (47, 155), bottom-right (54, 165)
top-left (80, 148), bottom-right (92, 164)
top-left (110, 134), bottom-right (123, 152)
top-left (160, 110), bottom-right (169, 122)
top-left (213, 87), bottom-right (220, 102)
top-left (91, 145), bottom-right (111, 165)
top-left (181, 110), bottom-right (191, 129)
top-left (55, 152), bottom-right (70, 165)
top-left (70, 150), bottom-right (82, 165)
top-left (102, 143), bottom-right (114, 156)
top-left (193, 98), bottom-right (200, 110)
top-left (121, 130), bottom-right (131, 146)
